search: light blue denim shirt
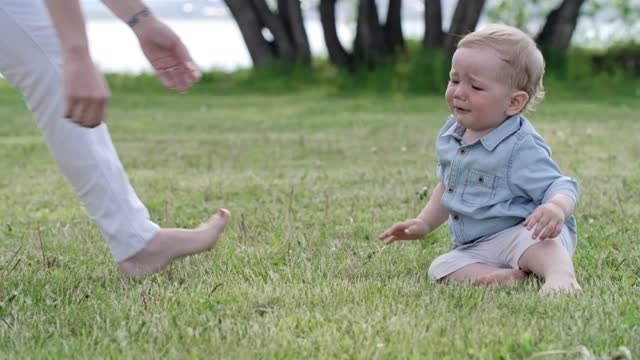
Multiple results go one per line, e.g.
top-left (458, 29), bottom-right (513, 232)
top-left (436, 114), bottom-right (578, 247)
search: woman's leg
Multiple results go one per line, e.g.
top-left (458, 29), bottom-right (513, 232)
top-left (0, 0), bottom-right (229, 277)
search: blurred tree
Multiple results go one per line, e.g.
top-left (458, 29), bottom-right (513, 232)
top-left (444, 0), bottom-right (486, 53)
top-left (422, 0), bottom-right (486, 54)
top-left (224, 0), bottom-right (311, 66)
top-left (385, 0), bottom-right (405, 52)
top-left (581, 0), bottom-right (640, 43)
top-left (353, 0), bottom-right (389, 66)
top-left (227, 0), bottom-right (637, 70)
top-left (485, 0), bottom-right (587, 54)
top-left (423, 0), bottom-right (444, 49)
top-left (485, 0), bottom-right (558, 34)
top-left (537, 0), bottom-right (586, 55)
top-left (320, 0), bottom-right (405, 70)
top-left (319, 0), bottom-right (353, 69)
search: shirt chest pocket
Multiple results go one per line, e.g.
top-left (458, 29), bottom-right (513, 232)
top-left (461, 170), bottom-right (498, 206)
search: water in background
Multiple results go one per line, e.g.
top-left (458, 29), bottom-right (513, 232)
top-left (87, 19), bottom-right (424, 73)
top-left (86, 0), bottom-right (428, 73)
top-left (83, 0), bottom-right (630, 74)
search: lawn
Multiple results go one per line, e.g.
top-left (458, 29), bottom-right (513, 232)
top-left (0, 81), bottom-right (638, 358)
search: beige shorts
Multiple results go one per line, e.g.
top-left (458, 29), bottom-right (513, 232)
top-left (428, 223), bottom-right (577, 280)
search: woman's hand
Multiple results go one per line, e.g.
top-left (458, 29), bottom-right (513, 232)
top-left (133, 17), bottom-right (201, 92)
top-left (63, 49), bottom-right (111, 128)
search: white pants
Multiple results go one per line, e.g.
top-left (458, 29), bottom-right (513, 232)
top-left (428, 223), bottom-right (577, 280)
top-left (0, 0), bottom-right (159, 261)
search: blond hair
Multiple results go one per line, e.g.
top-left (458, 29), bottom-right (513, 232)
top-left (457, 24), bottom-right (545, 112)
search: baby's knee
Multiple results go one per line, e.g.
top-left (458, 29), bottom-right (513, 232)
top-left (428, 257), bottom-right (444, 281)
top-left (428, 254), bottom-right (458, 282)
top-left (427, 262), bottom-right (439, 281)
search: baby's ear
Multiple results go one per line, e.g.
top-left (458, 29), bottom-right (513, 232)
top-left (506, 91), bottom-right (529, 115)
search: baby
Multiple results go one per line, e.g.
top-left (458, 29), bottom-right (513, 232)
top-left (379, 24), bottom-right (580, 294)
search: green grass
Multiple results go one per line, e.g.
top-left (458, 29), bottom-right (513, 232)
top-left (0, 80), bottom-right (638, 358)
top-left (102, 46), bottom-right (640, 100)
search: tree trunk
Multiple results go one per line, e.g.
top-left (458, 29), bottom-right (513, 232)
top-left (224, 0), bottom-right (311, 66)
top-left (445, 0), bottom-right (486, 54)
top-left (278, 0), bottom-right (311, 63)
top-left (320, 0), bottom-right (403, 70)
top-left (536, 0), bottom-right (585, 55)
top-left (251, 0), bottom-right (296, 59)
top-left (354, 0), bottom-right (389, 66)
top-left (224, 0), bottom-right (276, 66)
top-left (319, 0), bottom-right (353, 70)
top-left (384, 0), bottom-right (404, 52)
top-left (424, 0), bottom-right (444, 49)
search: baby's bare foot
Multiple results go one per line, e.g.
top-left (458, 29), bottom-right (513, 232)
top-left (540, 275), bottom-right (581, 295)
top-left (118, 208), bottom-right (231, 279)
top-left (475, 269), bottom-right (529, 286)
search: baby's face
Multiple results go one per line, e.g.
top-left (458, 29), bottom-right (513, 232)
top-left (445, 47), bottom-right (516, 135)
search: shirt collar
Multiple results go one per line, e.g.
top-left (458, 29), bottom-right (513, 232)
top-left (480, 114), bottom-right (522, 151)
top-left (441, 116), bottom-right (466, 141)
top-left (441, 114), bottom-right (522, 151)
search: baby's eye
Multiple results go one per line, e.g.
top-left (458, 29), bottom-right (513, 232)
top-left (449, 79), bottom-right (460, 84)
top-left (471, 85), bottom-right (483, 90)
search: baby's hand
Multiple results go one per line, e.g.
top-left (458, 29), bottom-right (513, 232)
top-left (523, 203), bottom-right (565, 241)
top-left (378, 219), bottom-right (431, 245)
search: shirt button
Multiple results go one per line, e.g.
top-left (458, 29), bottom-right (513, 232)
top-left (453, 214), bottom-right (460, 220)
top-left (448, 186), bottom-right (454, 193)
top-left (458, 148), bottom-right (466, 155)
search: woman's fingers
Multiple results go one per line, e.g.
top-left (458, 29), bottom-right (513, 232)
top-left (153, 57), bottom-right (201, 92)
top-left (66, 96), bottom-right (107, 128)
top-left (83, 97), bottom-right (108, 128)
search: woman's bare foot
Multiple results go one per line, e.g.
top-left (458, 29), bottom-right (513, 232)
top-left (475, 269), bottom-right (529, 286)
top-left (540, 274), bottom-right (581, 295)
top-left (117, 208), bottom-right (231, 279)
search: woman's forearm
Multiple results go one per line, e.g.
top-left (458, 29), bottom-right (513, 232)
top-left (44, 0), bottom-right (90, 55)
top-left (101, 0), bottom-right (152, 27)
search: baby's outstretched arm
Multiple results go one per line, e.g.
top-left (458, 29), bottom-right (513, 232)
top-left (523, 193), bottom-right (576, 241)
top-left (378, 183), bottom-right (449, 244)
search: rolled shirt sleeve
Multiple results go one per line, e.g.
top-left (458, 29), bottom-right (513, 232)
top-left (508, 134), bottom-right (579, 206)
